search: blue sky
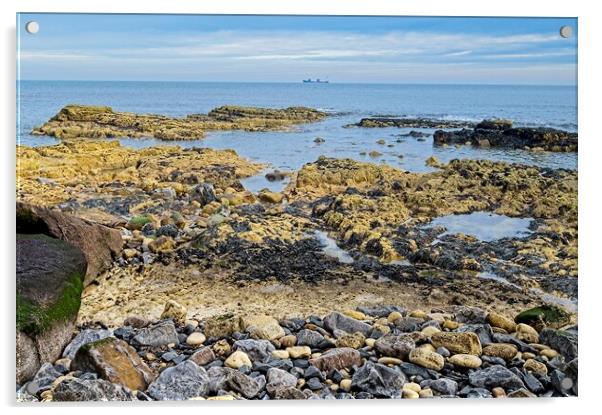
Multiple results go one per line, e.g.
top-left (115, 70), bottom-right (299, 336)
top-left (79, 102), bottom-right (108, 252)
top-left (17, 14), bottom-right (577, 85)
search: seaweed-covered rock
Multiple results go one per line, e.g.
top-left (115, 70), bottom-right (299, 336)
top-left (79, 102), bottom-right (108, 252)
top-left (16, 233), bottom-right (87, 384)
top-left (32, 104), bottom-right (326, 141)
top-left (515, 306), bottom-right (573, 331)
top-left (17, 202), bottom-right (123, 286)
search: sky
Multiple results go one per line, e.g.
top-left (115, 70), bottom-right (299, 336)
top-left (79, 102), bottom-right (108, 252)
top-left (17, 14), bottom-right (577, 85)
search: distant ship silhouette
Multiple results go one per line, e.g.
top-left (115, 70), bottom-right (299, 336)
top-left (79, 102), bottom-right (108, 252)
top-left (302, 78), bottom-right (329, 83)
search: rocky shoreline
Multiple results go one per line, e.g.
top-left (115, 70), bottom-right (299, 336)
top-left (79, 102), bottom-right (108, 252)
top-left (16, 105), bottom-right (578, 401)
top-left (32, 105), bottom-right (327, 140)
top-left (16, 303), bottom-right (577, 401)
top-left (349, 117), bottom-right (577, 152)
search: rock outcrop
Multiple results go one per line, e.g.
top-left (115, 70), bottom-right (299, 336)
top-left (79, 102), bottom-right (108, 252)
top-left (16, 233), bottom-right (87, 384)
top-left (17, 202), bottom-right (123, 285)
top-left (433, 120), bottom-right (577, 152)
top-left (32, 104), bottom-right (326, 141)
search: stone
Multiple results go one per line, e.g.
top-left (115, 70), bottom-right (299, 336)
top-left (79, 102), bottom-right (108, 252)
top-left (309, 348), bottom-right (362, 372)
top-left (212, 339), bottom-right (231, 357)
top-left (296, 329), bottom-right (325, 348)
top-left (448, 354), bottom-right (482, 369)
top-left (306, 377), bottom-right (323, 390)
top-left (539, 329), bottom-right (578, 361)
top-left (374, 334), bottom-right (415, 359)
top-left (266, 367), bottom-right (297, 396)
top-left (515, 323), bottom-right (539, 343)
top-left (241, 315), bottom-right (285, 340)
top-left (351, 362), bottom-right (406, 398)
top-left (286, 346), bottom-right (312, 359)
top-left (540, 348), bottom-right (559, 359)
top-left (258, 189), bottom-right (285, 204)
top-left (507, 388), bottom-right (537, 398)
top-left (189, 347), bottom-right (216, 366)
top-left (421, 326), bottom-right (440, 337)
top-left (492, 387), bottom-right (506, 398)
top-left (431, 331), bottom-right (482, 355)
top-left (186, 332), bottom-right (206, 347)
top-left (25, 362), bottom-right (62, 396)
top-left (487, 311), bottom-right (517, 333)
top-left (387, 311), bottom-right (403, 322)
top-left (232, 339), bottom-right (275, 362)
top-left (403, 382), bottom-right (421, 393)
top-left (420, 378), bottom-right (458, 396)
top-left (357, 305), bottom-right (406, 318)
top-left (225, 351), bottom-right (252, 369)
top-left (336, 332), bottom-right (366, 349)
top-left (271, 350), bottom-right (290, 359)
top-left (272, 386), bottom-right (307, 400)
top-left (523, 359), bottom-right (548, 375)
top-left (148, 236), bottom-right (174, 253)
top-left (419, 388), bottom-right (434, 398)
top-left (17, 202), bottom-right (123, 286)
top-left (403, 389), bottom-right (419, 399)
top-left (395, 317), bottom-right (424, 332)
top-left (515, 306), bottom-right (572, 331)
top-left (323, 312), bottom-right (373, 337)
top-left (16, 233), bottom-right (88, 384)
top-left (482, 343), bottom-right (518, 361)
top-left (456, 324), bottom-right (494, 346)
top-left (460, 386), bottom-right (492, 398)
top-left (62, 329), bottom-right (112, 360)
top-left (339, 378), bottom-right (352, 392)
top-left (123, 316), bottom-right (149, 329)
top-left (131, 320), bottom-right (179, 347)
top-left (408, 348), bottom-right (445, 371)
top-left (377, 357), bottom-right (402, 365)
top-left (71, 337), bottom-right (156, 391)
top-left (210, 367), bottom-right (262, 399)
top-left (160, 300), bottom-right (187, 326)
top-left (204, 314), bottom-right (242, 338)
top-left (52, 377), bottom-right (136, 401)
top-left (147, 361), bottom-right (210, 400)
top-left (279, 335), bottom-right (297, 348)
top-left (469, 365), bottom-right (525, 391)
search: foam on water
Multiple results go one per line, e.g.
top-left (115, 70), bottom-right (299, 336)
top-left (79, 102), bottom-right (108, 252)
top-left (311, 230), bottom-right (354, 264)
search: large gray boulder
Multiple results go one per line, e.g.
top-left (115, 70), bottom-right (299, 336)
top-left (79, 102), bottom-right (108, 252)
top-left (16, 233), bottom-right (87, 384)
top-left (147, 360), bottom-right (210, 400)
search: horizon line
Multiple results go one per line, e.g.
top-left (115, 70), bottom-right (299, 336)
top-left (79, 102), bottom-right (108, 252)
top-left (18, 79), bottom-right (576, 87)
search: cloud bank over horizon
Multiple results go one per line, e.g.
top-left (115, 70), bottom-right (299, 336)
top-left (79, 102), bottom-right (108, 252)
top-left (17, 14), bottom-right (577, 85)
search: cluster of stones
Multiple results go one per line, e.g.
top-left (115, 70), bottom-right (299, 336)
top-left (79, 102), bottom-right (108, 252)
top-left (17, 302), bottom-right (577, 402)
top-left (31, 105), bottom-right (327, 141)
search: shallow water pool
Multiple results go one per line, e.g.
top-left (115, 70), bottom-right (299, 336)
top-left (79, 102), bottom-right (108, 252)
top-left (428, 212), bottom-right (533, 242)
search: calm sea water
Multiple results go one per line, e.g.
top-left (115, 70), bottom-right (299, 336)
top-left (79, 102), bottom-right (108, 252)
top-left (17, 81), bottom-right (577, 191)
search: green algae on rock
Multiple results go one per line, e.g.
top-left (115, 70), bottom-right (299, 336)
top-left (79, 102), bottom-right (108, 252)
top-left (32, 104), bottom-right (327, 141)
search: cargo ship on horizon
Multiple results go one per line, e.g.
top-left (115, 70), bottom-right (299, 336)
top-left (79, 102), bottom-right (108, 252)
top-left (302, 78), bottom-right (329, 83)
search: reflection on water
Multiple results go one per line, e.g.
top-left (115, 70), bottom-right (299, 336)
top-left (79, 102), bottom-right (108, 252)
top-left (427, 212), bottom-right (533, 242)
top-left (240, 171), bottom-right (291, 193)
top-left (311, 230), bottom-right (354, 264)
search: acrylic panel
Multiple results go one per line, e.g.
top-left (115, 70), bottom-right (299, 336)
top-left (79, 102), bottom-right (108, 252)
top-left (16, 13), bottom-right (578, 402)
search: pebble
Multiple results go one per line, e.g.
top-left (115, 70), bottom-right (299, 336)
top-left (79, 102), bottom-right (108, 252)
top-left (339, 379), bottom-right (352, 392)
top-left (540, 349), bottom-right (559, 359)
top-left (403, 382), bottom-right (421, 393)
top-left (365, 338), bottom-right (376, 348)
top-left (492, 387), bottom-right (506, 398)
top-left (343, 310), bottom-right (367, 320)
top-left (271, 350), bottom-right (290, 360)
top-left (279, 335), bottom-right (297, 348)
top-left (387, 311), bottom-right (402, 323)
top-left (420, 326), bottom-right (440, 337)
top-left (448, 354), bottom-right (482, 369)
top-left (486, 311), bottom-right (517, 333)
top-left (224, 351), bottom-right (252, 369)
top-left (482, 343), bottom-right (518, 361)
top-left (409, 310), bottom-right (427, 319)
top-left (515, 323), bottom-right (540, 343)
top-left (403, 389), bottom-right (419, 399)
top-left (419, 388), bottom-right (433, 398)
top-left (523, 358), bottom-right (548, 375)
top-left (286, 346), bottom-right (312, 359)
top-left (409, 348), bottom-right (445, 371)
top-left (377, 357), bottom-right (402, 365)
top-left (185, 332), bottom-right (206, 346)
top-left (431, 331), bottom-right (482, 355)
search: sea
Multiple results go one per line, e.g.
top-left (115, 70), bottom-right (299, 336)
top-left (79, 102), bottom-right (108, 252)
top-left (17, 81), bottom-right (577, 192)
